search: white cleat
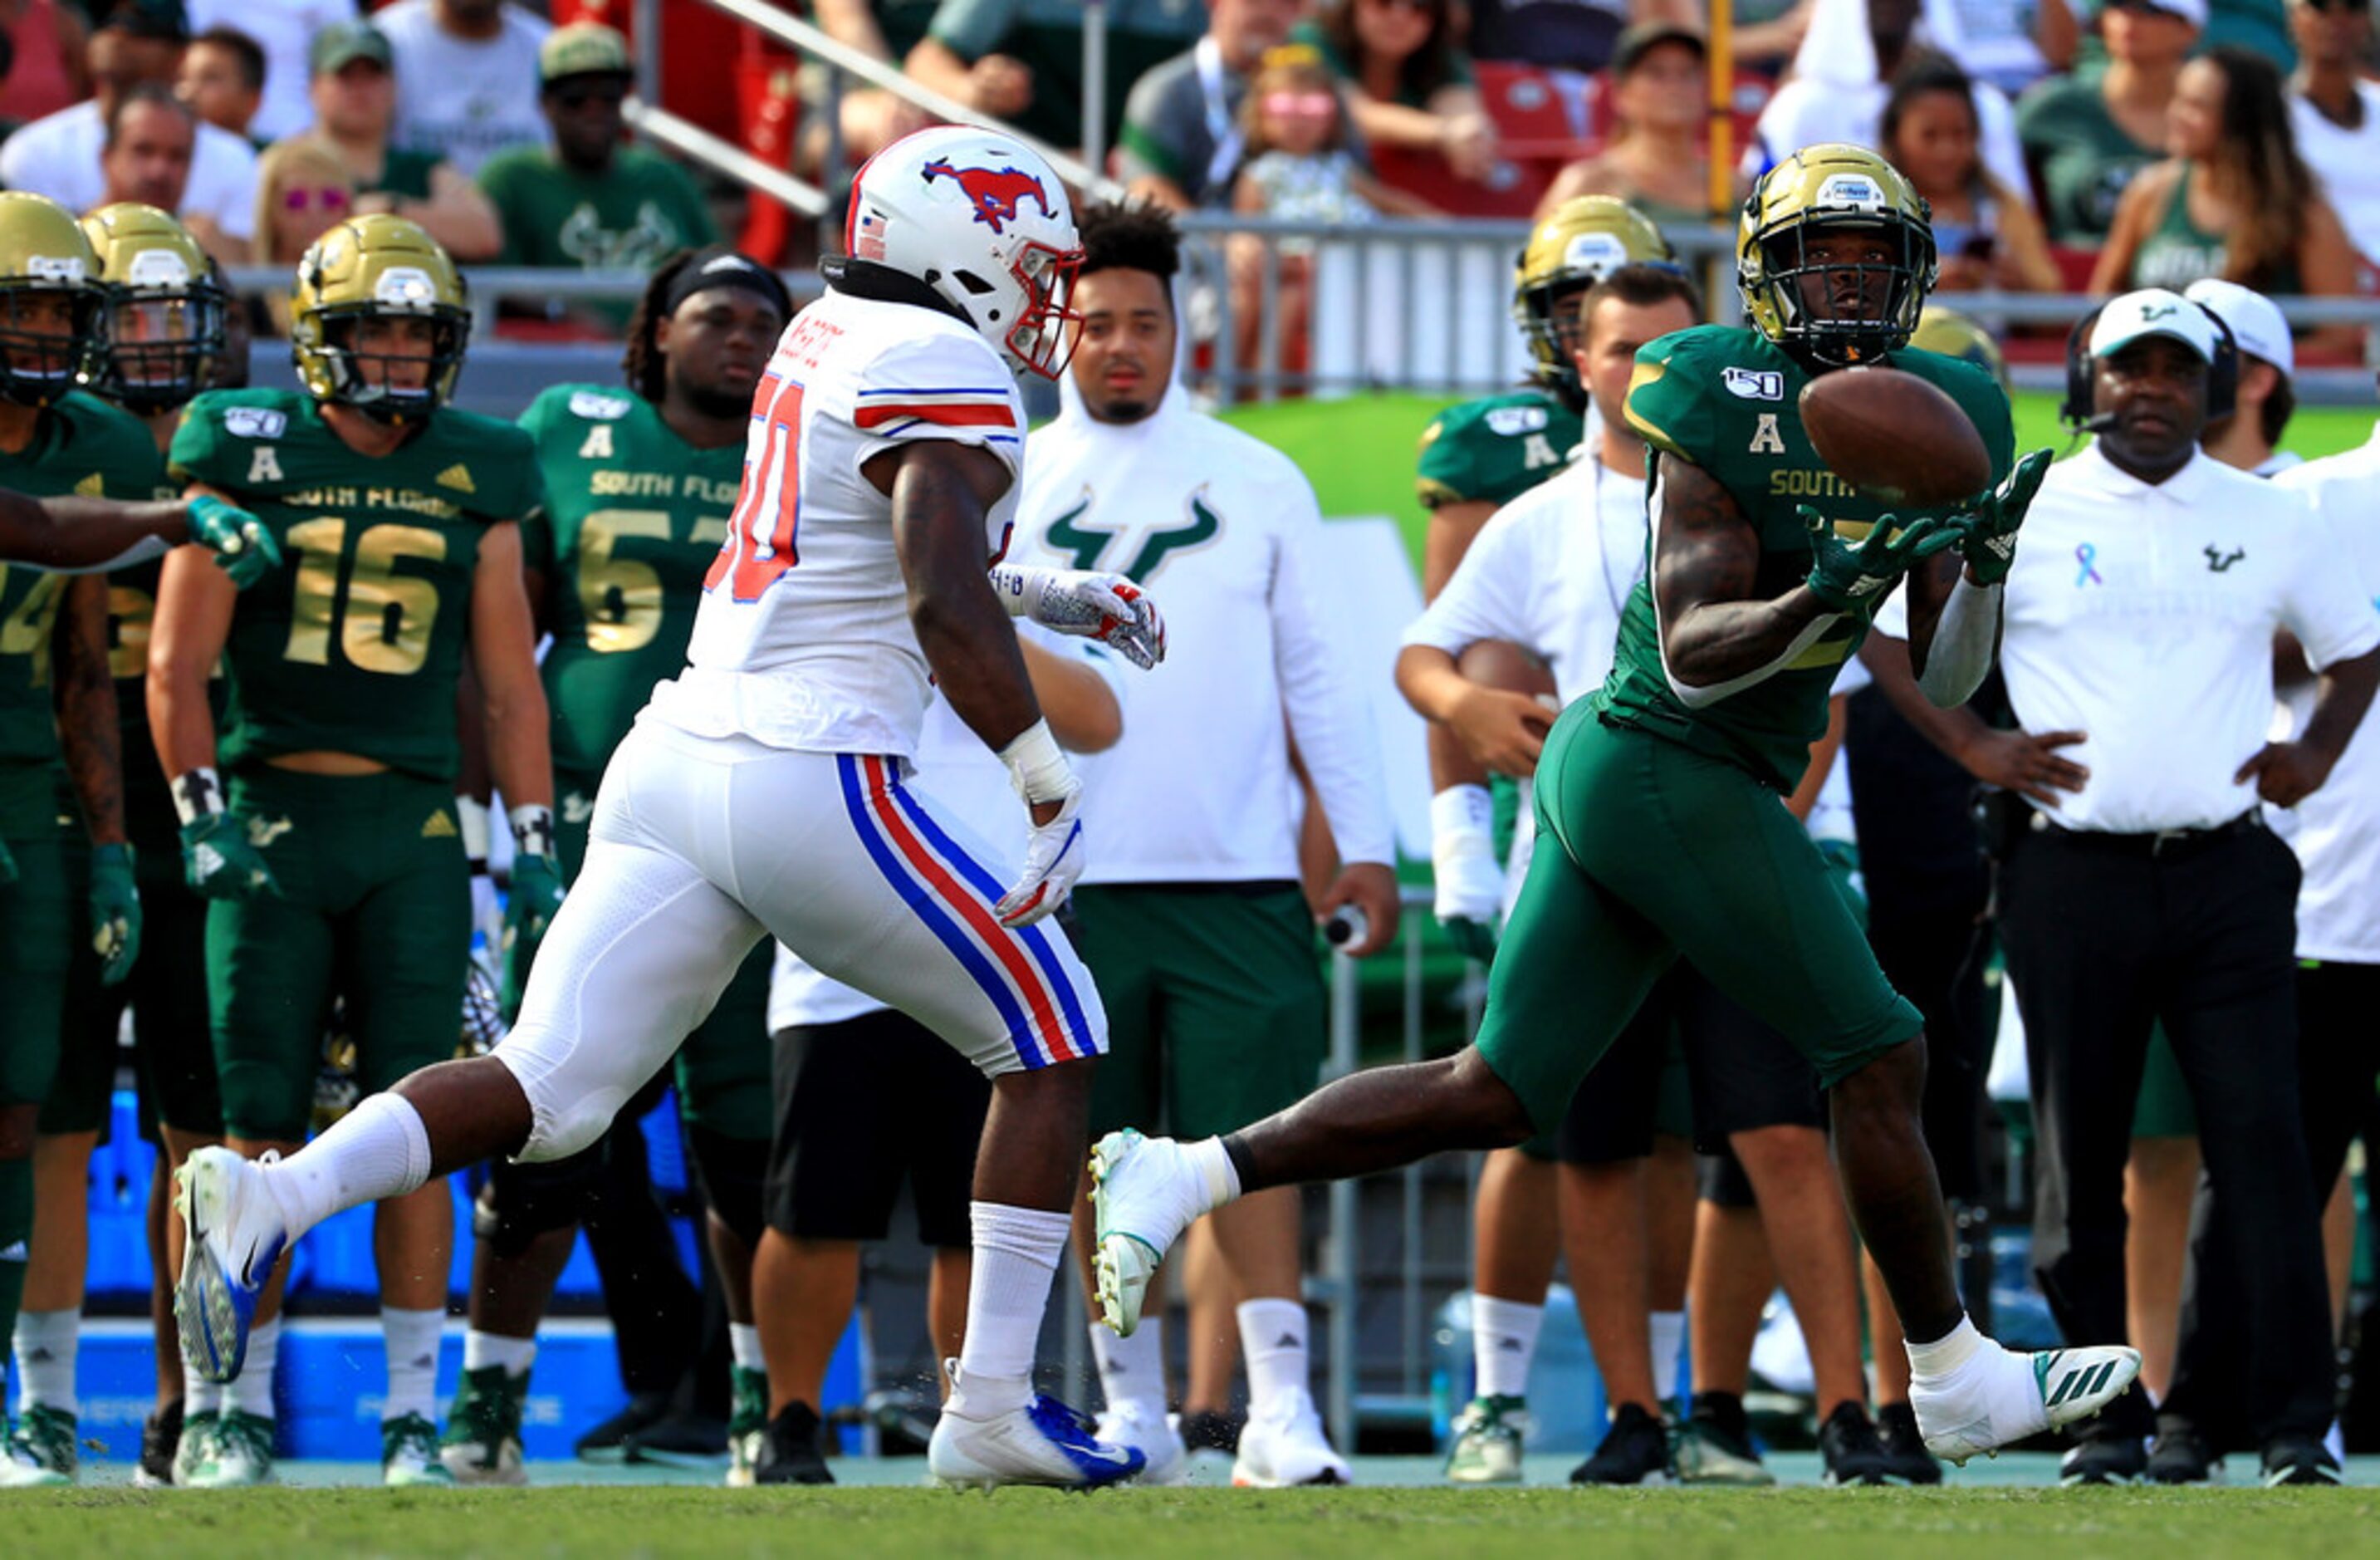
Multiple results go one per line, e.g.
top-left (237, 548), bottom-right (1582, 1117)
top-left (174, 1148), bottom-right (289, 1384)
top-left (927, 1365), bottom-right (1145, 1490)
top-left (1232, 1391), bottom-right (1351, 1488)
top-left (1096, 1401), bottom-right (1188, 1487)
top-left (1090, 1131), bottom-right (1220, 1337)
top-left (0, 1438), bottom-right (67, 1489)
top-left (1912, 1344), bottom-right (2142, 1467)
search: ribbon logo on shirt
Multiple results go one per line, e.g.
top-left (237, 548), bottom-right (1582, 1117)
top-left (2074, 543), bottom-right (2103, 587)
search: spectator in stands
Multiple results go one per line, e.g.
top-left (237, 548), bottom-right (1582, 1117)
top-left (1295, 0), bottom-right (1495, 185)
top-left (477, 23), bottom-right (717, 272)
top-left (0, 0), bottom-right (91, 125)
top-left (1119, 0), bottom-right (1301, 209)
top-left (1535, 22), bottom-right (1716, 225)
top-left (176, 23), bottom-right (263, 144)
top-left (1462, 0), bottom-right (1698, 74)
top-left (2016, 0), bottom-right (2195, 247)
top-left (189, 0), bottom-right (355, 142)
top-left (2288, 0), bottom-right (2380, 269)
top-left (0, 1), bottom-right (257, 263)
top-left (1880, 60), bottom-right (2059, 291)
top-left (101, 81), bottom-right (198, 211)
top-left (248, 135), bottom-right (350, 328)
top-left (798, 0), bottom-right (934, 172)
top-left (2090, 45), bottom-right (2358, 355)
top-left (291, 22), bottom-right (499, 262)
top-left (374, 0), bottom-right (551, 176)
top-left (903, 0), bottom-right (1204, 156)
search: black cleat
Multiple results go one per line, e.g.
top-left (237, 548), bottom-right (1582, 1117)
top-left (1874, 1402), bottom-right (1943, 1485)
top-left (623, 1409), bottom-right (730, 1467)
top-left (755, 1401), bottom-right (835, 1485)
top-left (575, 1391), bottom-right (674, 1463)
top-left (1817, 1401), bottom-right (1893, 1487)
top-left (2147, 1426), bottom-right (2214, 1485)
top-left (1178, 1408), bottom-right (1245, 1456)
top-left (2261, 1436), bottom-right (2342, 1487)
top-left (2060, 1433), bottom-right (2148, 1486)
top-left (134, 1399), bottom-right (184, 1488)
top-left (1570, 1401), bottom-right (1672, 1485)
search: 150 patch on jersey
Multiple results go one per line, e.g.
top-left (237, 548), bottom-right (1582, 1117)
top-left (1722, 367), bottom-right (1783, 401)
top-left (569, 390), bottom-right (635, 421)
top-left (223, 407), bottom-right (286, 439)
top-left (1485, 405), bottom-right (1550, 436)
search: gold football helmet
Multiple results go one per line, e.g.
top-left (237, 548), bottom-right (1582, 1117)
top-left (1908, 306), bottom-right (2009, 394)
top-left (1738, 145), bottom-right (1937, 367)
top-left (80, 203), bottom-right (227, 415)
top-left (290, 213), bottom-right (470, 422)
top-left (1513, 195), bottom-right (1677, 399)
top-left (0, 191), bottom-right (103, 408)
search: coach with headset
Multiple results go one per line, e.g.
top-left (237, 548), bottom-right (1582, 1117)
top-left (1995, 288), bottom-right (2380, 1486)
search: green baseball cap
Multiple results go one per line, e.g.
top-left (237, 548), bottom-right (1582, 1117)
top-left (311, 20), bottom-right (393, 75)
top-left (539, 22), bottom-right (633, 86)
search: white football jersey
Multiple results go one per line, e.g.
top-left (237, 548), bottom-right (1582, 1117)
top-left (644, 289), bottom-right (1027, 758)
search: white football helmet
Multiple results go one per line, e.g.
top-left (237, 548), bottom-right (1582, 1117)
top-left (845, 125), bottom-right (1084, 380)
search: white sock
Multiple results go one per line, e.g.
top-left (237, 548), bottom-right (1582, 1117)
top-left (1092, 1310), bottom-right (1167, 1415)
top-left (1237, 1298), bottom-right (1311, 1415)
top-left (227, 1318), bottom-right (280, 1420)
top-left (1182, 1137), bottom-right (1243, 1209)
top-left (1650, 1309), bottom-right (1686, 1405)
top-left (381, 1307), bottom-right (443, 1423)
top-left (1472, 1294), bottom-right (1542, 1401)
top-left (262, 1093), bottom-right (431, 1237)
top-left (13, 1308), bottom-right (78, 1415)
top-left (463, 1328), bottom-right (536, 1380)
top-left (187, 1377), bottom-right (224, 1416)
top-left (730, 1322), bottom-right (766, 1375)
top-left (1903, 1313), bottom-right (1984, 1381)
top-left (951, 1201), bottom-right (1067, 1416)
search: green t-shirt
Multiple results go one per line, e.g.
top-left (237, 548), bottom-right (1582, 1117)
top-left (478, 145), bottom-right (718, 270)
top-left (0, 393), bottom-right (164, 768)
top-left (1607, 325), bottom-right (2015, 791)
top-left (1415, 388), bottom-right (1584, 511)
top-left (2015, 76), bottom-right (2159, 245)
top-left (517, 384), bottom-right (742, 776)
top-left (169, 389), bottom-right (540, 782)
top-left (367, 146), bottom-right (446, 203)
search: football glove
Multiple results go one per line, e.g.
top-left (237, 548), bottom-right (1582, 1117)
top-left (187, 493), bottom-right (283, 589)
top-left (1952, 448), bottom-right (2052, 586)
top-left (994, 719), bottom-right (1085, 928)
top-left (500, 807), bottom-right (566, 1018)
top-left (1430, 785), bottom-right (1501, 964)
top-left (89, 841), bottom-right (141, 985)
top-left (1801, 508), bottom-right (1967, 618)
top-left (179, 812), bottom-right (279, 900)
top-left (989, 565), bottom-right (1167, 670)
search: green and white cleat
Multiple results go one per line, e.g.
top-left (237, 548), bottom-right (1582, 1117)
top-left (185, 1408), bottom-right (275, 1487)
top-left (1912, 1343), bottom-right (2142, 1468)
top-left (1090, 1130), bottom-right (1227, 1337)
top-left (6, 1404), bottom-right (78, 1484)
top-left (1443, 1395), bottom-right (1529, 1484)
top-left (173, 1408), bottom-right (221, 1487)
top-left (438, 1366), bottom-right (528, 1486)
top-left (384, 1412), bottom-right (456, 1487)
top-left (725, 1365), bottom-right (768, 1489)
top-left (0, 1414), bottom-right (69, 1488)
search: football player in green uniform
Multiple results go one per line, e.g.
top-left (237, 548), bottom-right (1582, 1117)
top-left (9, 204), bottom-right (242, 1489)
top-left (0, 193), bottom-right (270, 1489)
top-left (1093, 145), bottom-right (2145, 1469)
top-left (437, 247), bottom-right (789, 1488)
top-left (148, 214), bottom-right (557, 1489)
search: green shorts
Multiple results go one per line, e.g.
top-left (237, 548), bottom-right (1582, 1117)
top-left (1072, 881), bottom-right (1328, 1141)
top-left (0, 761), bottom-right (74, 1110)
top-left (209, 767), bottom-right (470, 1142)
top-left (1476, 710), bottom-right (1922, 1135)
top-left (558, 764), bottom-right (771, 1143)
top-left (2131, 1021), bottom-right (2198, 1140)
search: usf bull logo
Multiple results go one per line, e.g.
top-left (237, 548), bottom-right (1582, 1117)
top-left (922, 159), bottom-right (1052, 235)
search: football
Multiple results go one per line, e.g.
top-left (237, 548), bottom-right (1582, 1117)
top-left (1797, 365), bottom-right (1993, 508)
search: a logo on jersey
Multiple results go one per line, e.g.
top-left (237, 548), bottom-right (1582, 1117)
top-left (1522, 434), bottom-right (1560, 471)
top-left (224, 407), bottom-right (286, 439)
top-left (1723, 367), bottom-right (1784, 401)
top-left (247, 815), bottom-right (293, 848)
top-left (74, 473), bottom-right (103, 498)
top-left (1485, 405), bottom-right (1549, 437)
top-left (579, 424), bottom-right (615, 460)
top-left (436, 464), bottom-right (477, 494)
top-left (562, 792), bottom-right (595, 826)
top-left (1749, 413), bottom-right (1786, 454)
top-left (921, 159), bottom-right (1052, 236)
top-left (2205, 544), bottom-right (2245, 573)
top-left (1044, 484), bottom-right (1222, 586)
top-left (421, 808), bottom-right (458, 839)
top-left (568, 390), bottom-right (635, 422)
top-left (247, 446), bottom-right (283, 483)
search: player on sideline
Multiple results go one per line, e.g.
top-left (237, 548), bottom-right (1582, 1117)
top-left (1093, 145), bottom-right (2145, 1466)
top-left (174, 125), bottom-right (1168, 1489)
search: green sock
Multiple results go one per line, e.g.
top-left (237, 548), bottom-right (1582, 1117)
top-left (0, 1155), bottom-right (29, 1375)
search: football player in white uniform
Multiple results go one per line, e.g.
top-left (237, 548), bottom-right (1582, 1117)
top-left (170, 126), bottom-right (1168, 1489)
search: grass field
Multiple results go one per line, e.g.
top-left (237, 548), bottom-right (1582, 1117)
top-left (15, 1481), bottom-right (2380, 1559)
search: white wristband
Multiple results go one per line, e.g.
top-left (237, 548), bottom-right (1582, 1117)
top-left (986, 564), bottom-right (1045, 621)
top-left (997, 718), bottom-right (1075, 805)
top-left (1430, 783), bottom-right (1495, 843)
top-left (457, 795), bottom-right (492, 865)
top-left (509, 802), bottom-right (556, 860)
top-left (173, 766), bottom-right (225, 826)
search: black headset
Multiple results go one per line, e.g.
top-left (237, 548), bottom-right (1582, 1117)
top-left (2060, 297), bottom-right (2240, 429)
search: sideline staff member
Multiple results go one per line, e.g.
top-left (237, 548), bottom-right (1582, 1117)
top-left (1996, 289), bottom-right (2380, 1487)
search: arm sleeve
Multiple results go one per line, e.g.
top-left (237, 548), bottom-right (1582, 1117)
top-left (2285, 504), bottom-right (2380, 672)
top-left (1402, 504), bottom-right (1535, 656)
top-left (1269, 471), bottom-right (1397, 867)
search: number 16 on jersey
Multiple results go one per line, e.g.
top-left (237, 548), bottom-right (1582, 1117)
top-left (707, 372), bottom-right (803, 601)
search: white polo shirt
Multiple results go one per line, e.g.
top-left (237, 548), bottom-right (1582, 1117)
top-left (2001, 444), bottom-right (2380, 836)
top-left (0, 100), bottom-right (258, 242)
top-left (2272, 433), bottom-right (2380, 963)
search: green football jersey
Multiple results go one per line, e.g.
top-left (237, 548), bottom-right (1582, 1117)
top-left (518, 384), bottom-right (743, 775)
top-left (1605, 325), bottom-right (2015, 791)
top-left (1415, 388), bottom-right (1584, 511)
top-left (169, 388), bottom-right (539, 783)
top-left (0, 393), bottom-right (166, 768)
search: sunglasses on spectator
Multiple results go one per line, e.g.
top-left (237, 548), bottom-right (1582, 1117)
top-left (283, 187), bottom-right (350, 213)
top-left (553, 82), bottom-right (627, 109)
top-left (1261, 92), bottom-right (1339, 117)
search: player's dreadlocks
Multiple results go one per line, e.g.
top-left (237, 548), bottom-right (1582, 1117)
top-left (1077, 199), bottom-right (1181, 292)
top-left (620, 248), bottom-right (697, 404)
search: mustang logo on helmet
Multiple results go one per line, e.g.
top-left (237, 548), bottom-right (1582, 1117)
top-left (920, 159), bottom-right (1052, 236)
